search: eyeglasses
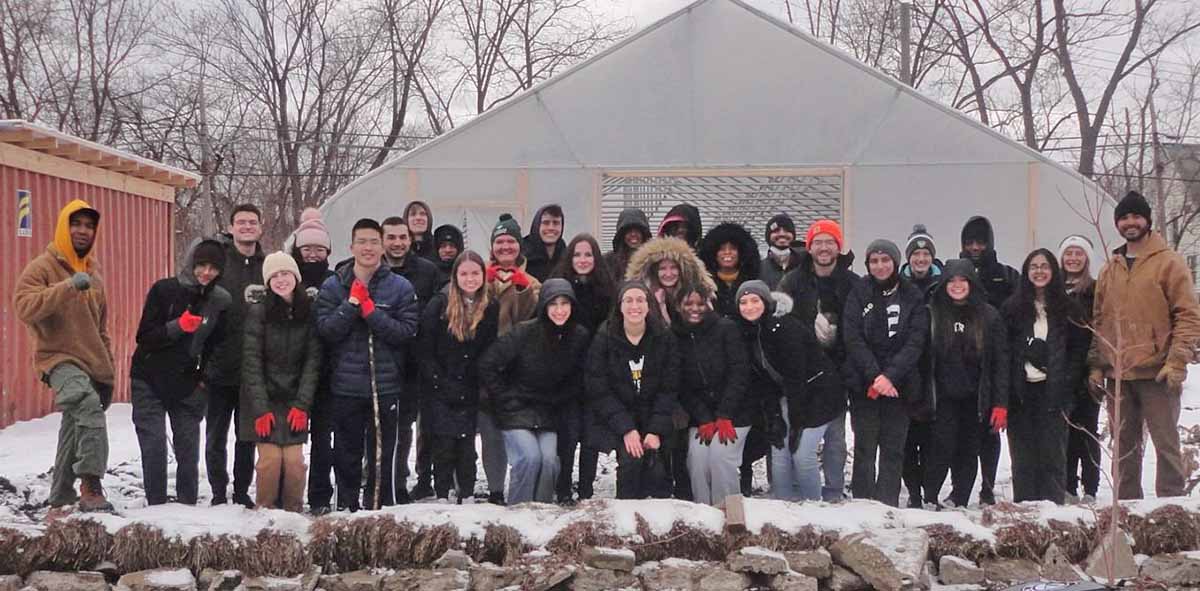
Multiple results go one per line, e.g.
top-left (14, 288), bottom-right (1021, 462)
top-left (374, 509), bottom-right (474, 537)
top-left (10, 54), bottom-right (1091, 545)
top-left (1028, 264), bottom-right (1052, 272)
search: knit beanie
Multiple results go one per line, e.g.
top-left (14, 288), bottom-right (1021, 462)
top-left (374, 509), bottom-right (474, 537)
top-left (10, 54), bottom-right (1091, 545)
top-left (864, 239), bottom-right (902, 272)
top-left (433, 224), bottom-right (464, 251)
top-left (1058, 234), bottom-right (1096, 266)
top-left (262, 251), bottom-right (301, 283)
top-left (765, 213), bottom-right (797, 244)
top-left (905, 224), bottom-right (936, 260)
top-left (491, 213), bottom-right (522, 244)
top-left (734, 279), bottom-right (776, 315)
top-left (1114, 190), bottom-right (1153, 228)
top-left (191, 240), bottom-right (225, 273)
top-left (294, 207), bottom-right (332, 250)
top-left (805, 219), bottom-right (844, 251)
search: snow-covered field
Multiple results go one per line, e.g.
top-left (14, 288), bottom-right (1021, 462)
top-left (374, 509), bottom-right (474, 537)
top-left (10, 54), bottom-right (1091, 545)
top-left (1, 368), bottom-right (1199, 543)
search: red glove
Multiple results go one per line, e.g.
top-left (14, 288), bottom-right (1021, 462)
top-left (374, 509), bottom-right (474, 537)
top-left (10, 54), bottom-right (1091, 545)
top-left (715, 418), bottom-right (737, 444)
top-left (511, 268), bottom-right (531, 289)
top-left (350, 280), bottom-right (375, 318)
top-left (254, 412), bottom-right (275, 438)
top-left (990, 407), bottom-right (1008, 432)
top-left (486, 265), bottom-right (500, 283)
top-left (696, 422), bottom-right (717, 444)
top-left (287, 407), bottom-right (308, 432)
top-left (179, 310), bottom-right (203, 333)
top-left (866, 385), bottom-right (880, 400)
top-left (360, 297), bottom-right (375, 318)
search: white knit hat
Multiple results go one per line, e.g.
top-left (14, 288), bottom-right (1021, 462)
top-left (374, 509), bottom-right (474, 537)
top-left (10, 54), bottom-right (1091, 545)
top-left (262, 251), bottom-right (301, 284)
top-left (1057, 234), bottom-right (1096, 266)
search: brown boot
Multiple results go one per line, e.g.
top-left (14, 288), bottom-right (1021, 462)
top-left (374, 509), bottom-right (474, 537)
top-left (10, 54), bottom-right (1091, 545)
top-left (78, 476), bottom-right (114, 513)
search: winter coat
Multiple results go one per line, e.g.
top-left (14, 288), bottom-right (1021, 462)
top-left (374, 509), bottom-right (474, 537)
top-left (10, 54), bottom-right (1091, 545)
top-left (586, 320), bottom-right (680, 451)
top-left (315, 263), bottom-right (420, 401)
top-left (561, 276), bottom-right (613, 334)
top-left (900, 261), bottom-right (944, 300)
top-left (389, 254), bottom-right (442, 312)
top-left (431, 224), bottom-right (463, 287)
top-left (842, 275), bottom-right (930, 414)
top-left (673, 311), bottom-right (752, 426)
top-left (488, 260), bottom-right (542, 335)
top-left (657, 203), bottom-right (703, 248)
top-left (777, 250), bottom-right (859, 366)
top-left (1089, 232), bottom-right (1200, 380)
top-left (207, 234), bottom-right (265, 387)
top-left (741, 293), bottom-right (846, 429)
top-left (239, 291), bottom-right (323, 445)
top-left (130, 238), bottom-right (232, 397)
top-left (13, 200), bottom-right (115, 384)
top-left (699, 223), bottom-right (762, 319)
top-left (1003, 298), bottom-right (1089, 414)
top-left (958, 216), bottom-right (1020, 310)
top-left (1067, 278), bottom-right (1098, 406)
top-left (604, 208), bottom-right (651, 280)
top-left (479, 281), bottom-right (590, 431)
top-left (624, 237), bottom-right (716, 321)
top-left (761, 246), bottom-right (807, 290)
top-left (522, 205), bottom-right (567, 283)
top-left (924, 269), bottom-right (1010, 421)
top-left (404, 200), bottom-right (437, 262)
top-left (418, 292), bottom-right (500, 438)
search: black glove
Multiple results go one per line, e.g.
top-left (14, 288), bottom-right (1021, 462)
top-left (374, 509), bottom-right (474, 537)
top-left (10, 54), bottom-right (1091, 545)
top-left (1025, 337), bottom-right (1048, 372)
top-left (767, 413), bottom-right (787, 450)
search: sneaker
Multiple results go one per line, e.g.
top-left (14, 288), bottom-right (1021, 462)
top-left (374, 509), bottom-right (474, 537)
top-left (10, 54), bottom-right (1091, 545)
top-left (410, 482), bottom-right (435, 500)
top-left (310, 505), bottom-right (332, 517)
top-left (78, 476), bottom-right (114, 513)
top-left (487, 491), bottom-right (506, 506)
top-left (231, 492), bottom-right (255, 509)
top-left (1081, 494), bottom-right (1097, 504)
top-left (211, 495), bottom-right (228, 506)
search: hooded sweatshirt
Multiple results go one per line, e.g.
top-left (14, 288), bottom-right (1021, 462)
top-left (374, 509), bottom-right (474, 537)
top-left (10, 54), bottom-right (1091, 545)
top-left (14, 199), bottom-right (115, 384)
top-left (130, 238), bottom-right (233, 396)
top-left (959, 216), bottom-right (1020, 309)
top-left (522, 205), bottom-right (567, 282)
top-left (404, 200), bottom-right (436, 261)
top-left (604, 208), bottom-right (651, 280)
top-left (657, 203), bottom-right (703, 248)
top-left (431, 224), bottom-right (465, 282)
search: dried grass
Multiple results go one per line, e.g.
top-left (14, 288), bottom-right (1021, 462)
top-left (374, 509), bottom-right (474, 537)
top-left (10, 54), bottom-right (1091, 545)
top-left (544, 520), bottom-right (623, 560)
top-left (1046, 519), bottom-right (1094, 564)
top-left (187, 533), bottom-right (245, 574)
top-left (0, 527), bottom-right (31, 575)
top-left (25, 518), bottom-right (111, 573)
top-left (466, 524), bottom-right (525, 566)
top-left (922, 523), bottom-right (993, 564)
top-left (109, 523), bottom-right (188, 573)
top-left (1128, 504), bottom-right (1200, 555)
top-left (629, 514), bottom-right (724, 563)
top-left (240, 530), bottom-right (310, 577)
top-left (994, 521), bottom-right (1052, 560)
top-left (411, 523), bottom-right (461, 566)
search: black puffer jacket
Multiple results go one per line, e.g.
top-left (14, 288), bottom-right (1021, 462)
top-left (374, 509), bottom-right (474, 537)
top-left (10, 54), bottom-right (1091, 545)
top-left (959, 216), bottom-right (1020, 309)
top-left (562, 276), bottom-right (613, 334)
top-left (478, 281), bottom-right (590, 431)
top-left (586, 319), bottom-right (680, 451)
top-left (674, 311), bottom-right (751, 427)
top-left (418, 292), bottom-right (500, 438)
top-left (207, 234), bottom-right (265, 387)
top-left (238, 290), bottom-right (323, 445)
top-left (130, 238), bottom-right (232, 397)
top-left (699, 223), bottom-right (761, 319)
top-left (741, 294), bottom-right (846, 429)
top-left (522, 205), bottom-right (567, 282)
top-left (925, 260), bottom-right (1010, 420)
top-left (777, 250), bottom-right (859, 368)
top-left (842, 275), bottom-right (929, 413)
top-left (1002, 297), bottom-right (1089, 413)
top-left (389, 254), bottom-right (442, 312)
top-left (431, 224), bottom-right (464, 286)
top-left (604, 208), bottom-right (651, 280)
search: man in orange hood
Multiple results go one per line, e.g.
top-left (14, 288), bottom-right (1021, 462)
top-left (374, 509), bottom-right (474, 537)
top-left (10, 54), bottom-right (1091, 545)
top-left (14, 199), bottom-right (116, 512)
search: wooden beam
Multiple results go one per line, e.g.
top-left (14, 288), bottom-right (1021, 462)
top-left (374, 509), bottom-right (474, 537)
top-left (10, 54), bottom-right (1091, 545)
top-left (722, 494), bottom-right (747, 534)
top-left (76, 147), bottom-right (105, 163)
top-left (19, 137), bottom-right (58, 151)
top-left (105, 160), bottom-right (140, 173)
top-left (48, 143), bottom-right (81, 159)
top-left (0, 130), bottom-right (35, 144)
top-left (0, 142), bottom-right (175, 202)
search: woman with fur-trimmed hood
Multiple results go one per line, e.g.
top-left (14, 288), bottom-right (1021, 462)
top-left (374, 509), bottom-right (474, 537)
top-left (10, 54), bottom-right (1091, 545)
top-left (625, 237), bottom-right (716, 324)
top-left (699, 223), bottom-right (762, 319)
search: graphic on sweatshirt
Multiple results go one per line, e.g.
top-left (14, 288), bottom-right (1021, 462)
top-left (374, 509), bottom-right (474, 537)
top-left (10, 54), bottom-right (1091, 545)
top-left (629, 356), bottom-right (644, 393)
top-left (886, 304), bottom-right (901, 338)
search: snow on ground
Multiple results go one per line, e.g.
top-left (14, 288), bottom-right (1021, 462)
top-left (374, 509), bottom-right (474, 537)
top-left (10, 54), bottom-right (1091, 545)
top-left (2, 366), bottom-right (1200, 546)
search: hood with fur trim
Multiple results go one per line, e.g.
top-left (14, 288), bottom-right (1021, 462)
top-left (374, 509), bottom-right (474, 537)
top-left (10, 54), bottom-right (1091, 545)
top-left (624, 237), bottom-right (717, 299)
top-left (699, 222), bottom-right (761, 281)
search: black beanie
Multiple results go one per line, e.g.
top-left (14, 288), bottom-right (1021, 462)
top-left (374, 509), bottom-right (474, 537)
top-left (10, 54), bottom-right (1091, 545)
top-left (1114, 190), bottom-right (1152, 229)
top-left (765, 213), bottom-right (796, 244)
top-left (192, 240), bottom-right (225, 273)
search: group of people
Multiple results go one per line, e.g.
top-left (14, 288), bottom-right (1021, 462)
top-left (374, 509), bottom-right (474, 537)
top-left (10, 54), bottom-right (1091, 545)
top-left (14, 189), bottom-right (1199, 515)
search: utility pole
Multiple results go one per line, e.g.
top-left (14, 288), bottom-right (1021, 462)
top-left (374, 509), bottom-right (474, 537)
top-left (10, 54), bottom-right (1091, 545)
top-left (900, 2), bottom-right (912, 86)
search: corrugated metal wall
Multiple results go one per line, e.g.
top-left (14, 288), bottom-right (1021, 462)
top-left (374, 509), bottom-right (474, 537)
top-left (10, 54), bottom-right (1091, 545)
top-left (1, 163), bottom-right (173, 428)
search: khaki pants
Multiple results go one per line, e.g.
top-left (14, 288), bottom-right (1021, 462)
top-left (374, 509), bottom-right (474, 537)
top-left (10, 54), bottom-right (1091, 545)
top-left (47, 363), bottom-right (112, 507)
top-left (1111, 379), bottom-right (1185, 499)
top-left (255, 444), bottom-right (307, 512)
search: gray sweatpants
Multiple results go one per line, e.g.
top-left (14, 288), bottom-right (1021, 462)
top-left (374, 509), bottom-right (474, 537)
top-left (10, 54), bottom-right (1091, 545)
top-left (47, 363), bottom-right (112, 507)
top-left (687, 426), bottom-right (750, 506)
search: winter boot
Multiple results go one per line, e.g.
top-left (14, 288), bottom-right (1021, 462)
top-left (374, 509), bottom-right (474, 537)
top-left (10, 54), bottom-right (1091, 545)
top-left (78, 476), bottom-right (114, 513)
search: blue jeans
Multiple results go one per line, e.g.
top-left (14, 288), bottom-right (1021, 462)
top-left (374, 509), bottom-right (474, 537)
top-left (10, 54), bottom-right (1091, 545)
top-left (502, 429), bottom-right (558, 504)
top-left (822, 410), bottom-right (847, 501)
top-left (771, 397), bottom-right (829, 501)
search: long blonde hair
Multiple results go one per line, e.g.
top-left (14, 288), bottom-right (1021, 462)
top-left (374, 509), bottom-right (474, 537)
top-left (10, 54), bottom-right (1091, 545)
top-left (446, 250), bottom-right (491, 341)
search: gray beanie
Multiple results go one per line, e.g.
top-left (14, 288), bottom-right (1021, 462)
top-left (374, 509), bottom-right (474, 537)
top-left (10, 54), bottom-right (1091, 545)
top-left (734, 279), bottom-right (775, 316)
top-left (864, 239), bottom-right (902, 271)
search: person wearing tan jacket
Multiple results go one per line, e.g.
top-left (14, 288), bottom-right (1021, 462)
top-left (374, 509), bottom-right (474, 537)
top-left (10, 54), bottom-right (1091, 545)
top-left (14, 199), bottom-right (116, 512)
top-left (1089, 190), bottom-right (1200, 499)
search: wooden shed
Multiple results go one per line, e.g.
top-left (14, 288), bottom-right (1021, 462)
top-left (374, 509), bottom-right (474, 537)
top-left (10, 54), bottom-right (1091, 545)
top-left (0, 120), bottom-right (199, 428)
